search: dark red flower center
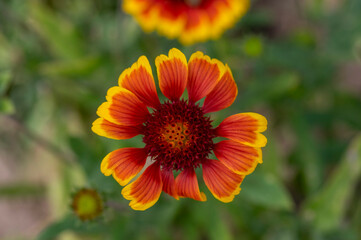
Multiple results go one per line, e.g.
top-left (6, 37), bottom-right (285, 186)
top-left (184, 0), bottom-right (202, 7)
top-left (163, 0), bottom-right (203, 7)
top-left (143, 100), bottom-right (215, 171)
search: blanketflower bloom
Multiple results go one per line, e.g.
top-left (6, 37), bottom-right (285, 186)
top-left (123, 0), bottom-right (250, 45)
top-left (92, 48), bottom-right (267, 211)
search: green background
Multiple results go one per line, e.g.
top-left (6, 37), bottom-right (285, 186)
top-left (0, 0), bottom-right (361, 239)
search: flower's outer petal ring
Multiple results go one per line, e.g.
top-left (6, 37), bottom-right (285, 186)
top-left (97, 87), bottom-right (149, 126)
top-left (187, 51), bottom-right (226, 103)
top-left (123, 0), bottom-right (250, 45)
top-left (156, 48), bottom-right (188, 101)
top-left (203, 65), bottom-right (237, 113)
top-left (214, 140), bottom-right (262, 175)
top-left (118, 55), bottom-right (160, 109)
top-left (175, 167), bottom-right (206, 201)
top-left (92, 118), bottom-right (143, 140)
top-left (161, 168), bottom-right (179, 199)
top-left (202, 159), bottom-right (244, 203)
top-left (121, 163), bottom-right (163, 211)
top-left (101, 148), bottom-right (147, 186)
top-left (178, 0), bottom-right (251, 45)
top-left (215, 113), bottom-right (268, 147)
top-left (179, 10), bottom-right (211, 45)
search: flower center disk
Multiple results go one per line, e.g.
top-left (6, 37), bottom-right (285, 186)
top-left (162, 122), bottom-right (191, 149)
top-left (143, 100), bottom-right (214, 171)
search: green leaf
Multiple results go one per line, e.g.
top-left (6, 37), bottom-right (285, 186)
top-left (37, 215), bottom-right (77, 240)
top-left (0, 34), bottom-right (15, 69)
top-left (239, 72), bottom-right (299, 107)
top-left (0, 70), bottom-right (11, 95)
top-left (191, 202), bottom-right (233, 240)
top-left (0, 183), bottom-right (45, 197)
top-left (0, 97), bottom-right (15, 114)
top-left (291, 112), bottom-right (322, 194)
top-left (302, 134), bottom-right (361, 231)
top-left (27, 2), bottom-right (84, 60)
top-left (241, 172), bottom-right (294, 210)
top-left (39, 55), bottom-right (102, 78)
top-left (351, 199), bottom-right (361, 237)
top-left (261, 130), bottom-right (284, 177)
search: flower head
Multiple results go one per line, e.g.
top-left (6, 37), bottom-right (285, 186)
top-left (71, 188), bottom-right (104, 221)
top-left (123, 0), bottom-right (250, 45)
top-left (92, 48), bottom-right (267, 210)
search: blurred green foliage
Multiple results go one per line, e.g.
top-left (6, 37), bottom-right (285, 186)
top-left (0, 0), bottom-right (361, 239)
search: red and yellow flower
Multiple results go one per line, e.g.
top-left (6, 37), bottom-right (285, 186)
top-left (123, 0), bottom-right (250, 45)
top-left (92, 48), bottom-right (267, 210)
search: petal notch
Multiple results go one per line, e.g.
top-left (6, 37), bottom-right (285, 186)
top-left (215, 113), bottom-right (267, 147)
top-left (203, 65), bottom-right (237, 113)
top-left (92, 118), bottom-right (142, 140)
top-left (101, 148), bottom-right (147, 186)
top-left (97, 87), bottom-right (149, 126)
top-left (161, 168), bottom-right (178, 199)
top-left (202, 159), bottom-right (244, 203)
top-left (187, 51), bottom-right (225, 102)
top-left (119, 56), bottom-right (160, 108)
top-left (175, 168), bottom-right (206, 201)
top-left (122, 163), bottom-right (163, 211)
top-left (156, 48), bottom-right (188, 101)
top-left (214, 140), bottom-right (262, 175)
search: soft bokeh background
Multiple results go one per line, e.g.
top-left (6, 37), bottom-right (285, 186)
top-left (1, 0), bottom-right (361, 239)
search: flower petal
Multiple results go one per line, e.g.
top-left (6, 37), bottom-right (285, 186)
top-left (101, 148), bottom-right (147, 186)
top-left (202, 159), bottom-right (244, 203)
top-left (118, 56), bottom-right (160, 108)
top-left (121, 163), bottom-right (162, 211)
top-left (175, 168), bottom-right (206, 201)
top-left (215, 113), bottom-right (267, 147)
top-left (202, 65), bottom-right (237, 113)
top-left (155, 48), bottom-right (188, 101)
top-left (161, 168), bottom-right (179, 199)
top-left (187, 51), bottom-right (225, 102)
top-left (91, 118), bottom-right (143, 140)
top-left (97, 87), bottom-right (149, 126)
top-left (178, 0), bottom-right (251, 45)
top-left (123, 0), bottom-right (250, 45)
top-left (179, 10), bottom-right (210, 45)
top-left (214, 140), bottom-right (262, 175)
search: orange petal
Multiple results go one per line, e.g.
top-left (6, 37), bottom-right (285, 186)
top-left (202, 65), bottom-right (238, 113)
top-left (161, 168), bottom-right (179, 199)
top-left (187, 51), bottom-right (225, 103)
top-left (215, 113), bottom-right (268, 147)
top-left (91, 118), bottom-right (142, 140)
top-left (155, 48), bottom-right (188, 101)
top-left (178, 0), bottom-right (250, 45)
top-left (214, 140), bottom-right (262, 175)
top-left (97, 87), bottom-right (149, 126)
top-left (101, 148), bottom-right (147, 186)
top-left (118, 56), bottom-right (160, 108)
top-left (121, 163), bottom-right (163, 211)
top-left (202, 159), bottom-right (244, 203)
top-left (175, 168), bottom-right (206, 201)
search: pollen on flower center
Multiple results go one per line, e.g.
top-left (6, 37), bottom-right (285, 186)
top-left (161, 122), bottom-right (191, 149)
top-left (143, 100), bottom-right (215, 171)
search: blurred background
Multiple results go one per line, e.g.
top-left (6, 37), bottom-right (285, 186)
top-left (1, 0), bottom-right (361, 239)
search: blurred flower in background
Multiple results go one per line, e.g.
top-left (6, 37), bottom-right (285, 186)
top-left (71, 188), bottom-right (103, 221)
top-left (123, 0), bottom-right (250, 44)
top-left (92, 48), bottom-right (267, 210)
